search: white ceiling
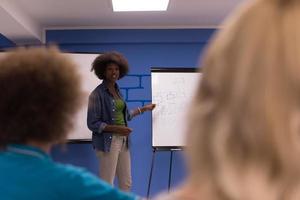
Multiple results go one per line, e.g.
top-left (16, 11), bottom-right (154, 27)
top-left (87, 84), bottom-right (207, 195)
top-left (0, 0), bottom-right (246, 45)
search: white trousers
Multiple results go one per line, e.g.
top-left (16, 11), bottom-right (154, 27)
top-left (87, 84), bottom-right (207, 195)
top-left (96, 135), bottom-right (132, 191)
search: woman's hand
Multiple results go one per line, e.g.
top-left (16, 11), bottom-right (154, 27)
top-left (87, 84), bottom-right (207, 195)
top-left (142, 103), bottom-right (156, 112)
top-left (134, 103), bottom-right (156, 116)
top-left (104, 125), bottom-right (132, 136)
top-left (114, 126), bottom-right (132, 136)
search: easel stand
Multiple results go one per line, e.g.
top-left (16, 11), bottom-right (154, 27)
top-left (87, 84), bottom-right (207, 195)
top-left (146, 147), bottom-right (182, 199)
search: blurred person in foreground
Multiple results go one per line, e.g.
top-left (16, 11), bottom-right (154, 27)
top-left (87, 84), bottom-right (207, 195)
top-left (155, 0), bottom-right (300, 199)
top-left (0, 47), bottom-right (141, 200)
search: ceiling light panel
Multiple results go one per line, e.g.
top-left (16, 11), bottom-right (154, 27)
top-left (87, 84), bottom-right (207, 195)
top-left (112, 0), bottom-right (169, 12)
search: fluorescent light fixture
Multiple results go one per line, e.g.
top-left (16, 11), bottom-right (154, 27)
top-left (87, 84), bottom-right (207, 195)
top-left (112, 0), bottom-right (169, 12)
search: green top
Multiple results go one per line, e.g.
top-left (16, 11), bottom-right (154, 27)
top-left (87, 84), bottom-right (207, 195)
top-left (114, 99), bottom-right (126, 125)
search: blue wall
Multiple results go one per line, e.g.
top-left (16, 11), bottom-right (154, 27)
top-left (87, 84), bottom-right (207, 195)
top-left (47, 29), bottom-right (215, 198)
top-left (0, 33), bottom-right (15, 49)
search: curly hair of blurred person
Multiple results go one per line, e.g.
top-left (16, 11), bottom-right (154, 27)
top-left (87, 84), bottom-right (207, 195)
top-left (0, 47), bottom-right (82, 147)
top-left (155, 0), bottom-right (300, 199)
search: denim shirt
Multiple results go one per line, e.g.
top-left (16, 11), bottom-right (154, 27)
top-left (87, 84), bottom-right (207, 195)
top-left (87, 81), bottom-right (134, 152)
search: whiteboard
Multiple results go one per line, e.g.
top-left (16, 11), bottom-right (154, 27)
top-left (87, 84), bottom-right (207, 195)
top-left (65, 53), bottom-right (101, 141)
top-left (151, 68), bottom-right (201, 148)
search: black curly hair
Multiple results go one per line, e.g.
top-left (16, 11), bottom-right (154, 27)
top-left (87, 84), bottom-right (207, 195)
top-left (91, 51), bottom-right (129, 80)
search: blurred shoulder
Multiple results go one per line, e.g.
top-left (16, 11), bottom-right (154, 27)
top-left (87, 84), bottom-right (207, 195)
top-left (153, 191), bottom-right (182, 200)
top-left (153, 193), bottom-right (178, 200)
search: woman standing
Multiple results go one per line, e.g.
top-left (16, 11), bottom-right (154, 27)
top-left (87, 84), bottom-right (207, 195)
top-left (87, 51), bottom-right (155, 191)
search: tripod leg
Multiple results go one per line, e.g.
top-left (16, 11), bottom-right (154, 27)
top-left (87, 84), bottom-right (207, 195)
top-left (147, 148), bottom-right (156, 199)
top-left (168, 150), bottom-right (173, 192)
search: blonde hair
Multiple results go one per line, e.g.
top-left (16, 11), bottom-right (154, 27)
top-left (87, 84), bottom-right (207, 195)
top-left (186, 0), bottom-right (300, 199)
